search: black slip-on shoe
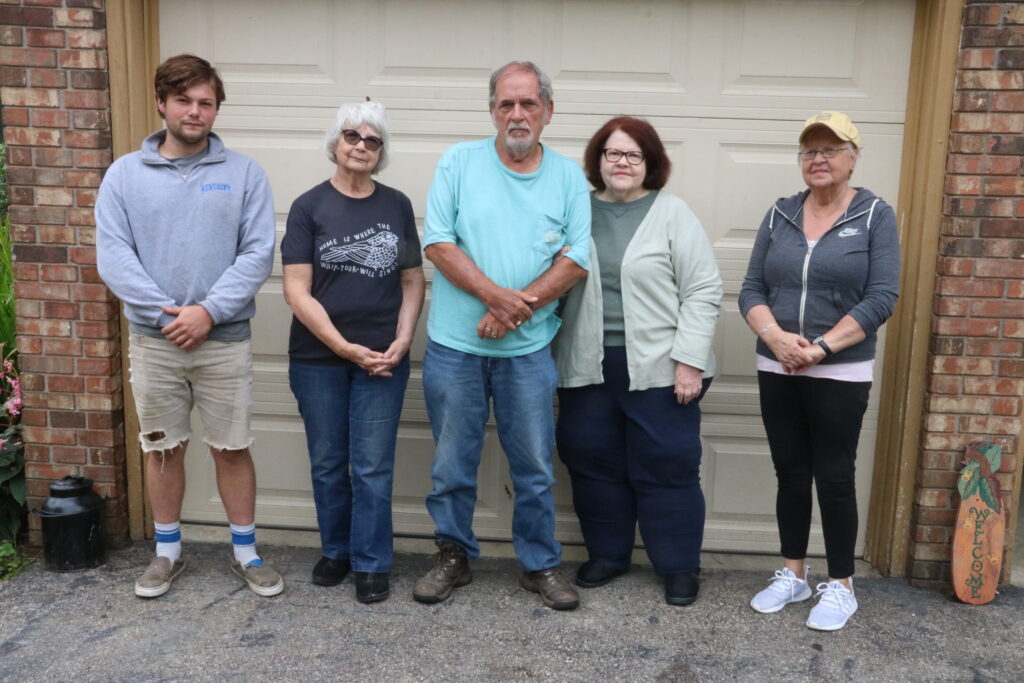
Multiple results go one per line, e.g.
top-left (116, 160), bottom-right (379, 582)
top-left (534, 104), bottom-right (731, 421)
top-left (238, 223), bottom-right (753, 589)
top-left (575, 559), bottom-right (629, 588)
top-left (665, 571), bottom-right (699, 606)
top-left (312, 556), bottom-right (350, 587)
top-left (354, 571), bottom-right (390, 603)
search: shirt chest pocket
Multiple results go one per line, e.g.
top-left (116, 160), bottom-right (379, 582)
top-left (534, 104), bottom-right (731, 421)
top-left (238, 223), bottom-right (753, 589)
top-left (533, 217), bottom-right (565, 258)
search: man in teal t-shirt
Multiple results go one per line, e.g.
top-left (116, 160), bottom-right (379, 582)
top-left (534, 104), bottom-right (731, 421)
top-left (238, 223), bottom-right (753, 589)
top-left (413, 61), bottom-right (591, 611)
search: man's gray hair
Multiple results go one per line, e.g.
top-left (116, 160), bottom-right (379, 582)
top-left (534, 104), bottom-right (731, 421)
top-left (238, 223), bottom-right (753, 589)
top-left (324, 100), bottom-right (390, 173)
top-left (488, 61), bottom-right (553, 109)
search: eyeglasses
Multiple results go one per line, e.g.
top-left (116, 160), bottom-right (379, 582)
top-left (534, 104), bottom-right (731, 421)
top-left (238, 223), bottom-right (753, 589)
top-left (603, 148), bottom-right (644, 165)
top-left (797, 146), bottom-right (851, 161)
top-left (341, 129), bottom-right (383, 152)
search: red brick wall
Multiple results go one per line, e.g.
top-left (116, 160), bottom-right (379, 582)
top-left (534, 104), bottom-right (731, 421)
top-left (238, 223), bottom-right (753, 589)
top-left (1, 0), bottom-right (127, 545)
top-left (909, 1), bottom-right (1024, 587)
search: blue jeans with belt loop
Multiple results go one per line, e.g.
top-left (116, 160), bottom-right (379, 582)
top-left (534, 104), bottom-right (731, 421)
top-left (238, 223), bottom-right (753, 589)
top-left (289, 356), bottom-right (410, 573)
top-left (422, 339), bottom-right (562, 572)
top-left (556, 346), bottom-right (710, 575)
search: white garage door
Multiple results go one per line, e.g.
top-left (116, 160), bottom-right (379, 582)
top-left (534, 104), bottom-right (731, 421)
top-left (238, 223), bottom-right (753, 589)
top-left (163, 0), bottom-right (915, 555)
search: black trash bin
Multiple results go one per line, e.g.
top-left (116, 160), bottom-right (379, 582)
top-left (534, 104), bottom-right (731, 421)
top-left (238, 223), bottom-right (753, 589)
top-left (38, 475), bottom-right (106, 572)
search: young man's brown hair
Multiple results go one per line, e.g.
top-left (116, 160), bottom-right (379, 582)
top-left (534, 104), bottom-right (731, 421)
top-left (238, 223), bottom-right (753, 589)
top-left (154, 53), bottom-right (226, 115)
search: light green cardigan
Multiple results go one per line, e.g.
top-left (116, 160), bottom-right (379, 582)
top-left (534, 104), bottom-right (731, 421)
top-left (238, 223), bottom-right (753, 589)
top-left (553, 191), bottom-right (723, 390)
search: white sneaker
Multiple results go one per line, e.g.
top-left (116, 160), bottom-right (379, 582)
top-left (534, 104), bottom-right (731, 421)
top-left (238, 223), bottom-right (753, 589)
top-left (806, 579), bottom-right (858, 631)
top-left (750, 566), bottom-right (812, 614)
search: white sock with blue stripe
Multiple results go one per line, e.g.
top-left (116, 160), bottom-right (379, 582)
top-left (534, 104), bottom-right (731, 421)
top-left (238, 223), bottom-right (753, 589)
top-left (154, 521), bottom-right (182, 563)
top-left (230, 522), bottom-right (262, 567)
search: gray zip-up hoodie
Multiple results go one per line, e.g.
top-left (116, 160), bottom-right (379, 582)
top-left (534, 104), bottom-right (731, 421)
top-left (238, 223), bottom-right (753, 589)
top-left (96, 131), bottom-right (275, 340)
top-left (738, 188), bottom-right (900, 364)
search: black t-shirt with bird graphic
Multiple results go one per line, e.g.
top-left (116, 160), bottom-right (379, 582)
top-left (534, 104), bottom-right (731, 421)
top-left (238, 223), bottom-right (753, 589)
top-left (282, 180), bottom-right (422, 363)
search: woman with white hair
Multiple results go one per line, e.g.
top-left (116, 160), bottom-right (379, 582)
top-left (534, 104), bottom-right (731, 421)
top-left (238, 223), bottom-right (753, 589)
top-left (281, 101), bottom-right (425, 603)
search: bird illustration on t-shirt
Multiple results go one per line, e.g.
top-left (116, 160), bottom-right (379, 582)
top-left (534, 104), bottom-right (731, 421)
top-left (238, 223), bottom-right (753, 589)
top-left (321, 231), bottom-right (398, 272)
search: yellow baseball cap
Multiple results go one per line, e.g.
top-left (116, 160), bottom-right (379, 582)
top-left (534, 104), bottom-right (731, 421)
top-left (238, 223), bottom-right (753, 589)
top-left (799, 110), bottom-right (861, 149)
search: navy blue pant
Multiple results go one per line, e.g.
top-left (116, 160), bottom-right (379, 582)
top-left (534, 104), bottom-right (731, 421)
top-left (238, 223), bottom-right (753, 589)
top-left (556, 347), bottom-right (710, 575)
top-left (757, 371), bottom-right (870, 579)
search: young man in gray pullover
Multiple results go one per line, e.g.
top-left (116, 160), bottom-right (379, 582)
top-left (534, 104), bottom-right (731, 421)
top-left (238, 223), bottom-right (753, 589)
top-left (96, 54), bottom-right (280, 598)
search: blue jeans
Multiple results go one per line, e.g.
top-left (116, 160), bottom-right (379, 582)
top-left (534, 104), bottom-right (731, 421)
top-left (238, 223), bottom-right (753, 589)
top-left (289, 357), bottom-right (410, 572)
top-left (423, 339), bottom-right (561, 571)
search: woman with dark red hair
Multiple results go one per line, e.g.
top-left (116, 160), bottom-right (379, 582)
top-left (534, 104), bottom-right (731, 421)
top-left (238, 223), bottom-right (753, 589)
top-left (554, 116), bottom-right (722, 605)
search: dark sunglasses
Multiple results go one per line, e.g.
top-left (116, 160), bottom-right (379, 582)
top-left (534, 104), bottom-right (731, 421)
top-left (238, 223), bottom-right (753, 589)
top-left (341, 129), bottom-right (383, 151)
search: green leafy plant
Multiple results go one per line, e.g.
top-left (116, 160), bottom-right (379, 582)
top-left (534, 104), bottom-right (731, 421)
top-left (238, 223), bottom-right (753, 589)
top-left (0, 141), bottom-right (7, 215)
top-left (0, 355), bottom-right (22, 546)
top-left (0, 539), bottom-right (29, 580)
top-left (0, 141), bottom-right (23, 545)
top-left (0, 142), bottom-right (13, 356)
top-left (957, 442), bottom-right (1002, 513)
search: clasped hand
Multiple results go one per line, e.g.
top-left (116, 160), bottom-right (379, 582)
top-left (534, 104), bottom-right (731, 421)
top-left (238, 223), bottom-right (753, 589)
top-left (766, 329), bottom-right (826, 374)
top-left (161, 305), bottom-right (213, 350)
top-left (476, 286), bottom-right (538, 340)
top-left (344, 337), bottom-right (411, 377)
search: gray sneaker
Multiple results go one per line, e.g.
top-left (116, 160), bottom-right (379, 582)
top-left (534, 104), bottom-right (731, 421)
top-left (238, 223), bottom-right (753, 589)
top-left (135, 556), bottom-right (186, 598)
top-left (230, 560), bottom-right (284, 597)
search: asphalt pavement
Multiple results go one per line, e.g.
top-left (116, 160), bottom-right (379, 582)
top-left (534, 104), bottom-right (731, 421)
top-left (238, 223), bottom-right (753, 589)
top-left (1, 539), bottom-right (1022, 682)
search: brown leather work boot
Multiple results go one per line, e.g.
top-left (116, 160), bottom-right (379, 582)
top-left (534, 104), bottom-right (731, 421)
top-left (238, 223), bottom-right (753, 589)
top-left (413, 541), bottom-right (472, 604)
top-left (520, 566), bottom-right (580, 610)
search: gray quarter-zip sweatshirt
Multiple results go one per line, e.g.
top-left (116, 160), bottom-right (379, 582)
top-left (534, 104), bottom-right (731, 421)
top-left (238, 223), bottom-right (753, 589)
top-left (96, 130), bottom-right (275, 341)
top-left (738, 188), bottom-right (900, 364)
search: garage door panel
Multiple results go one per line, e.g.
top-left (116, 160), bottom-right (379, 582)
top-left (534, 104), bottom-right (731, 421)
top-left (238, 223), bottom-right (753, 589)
top-left (381, 0), bottom-right (503, 77)
top-left (702, 438), bottom-right (778, 518)
top-left (557, 0), bottom-right (688, 91)
top-left (727, 2), bottom-right (862, 92)
top-left (710, 142), bottom-right (802, 249)
top-left (715, 300), bottom-right (761, 379)
top-left (251, 365), bottom-right (296, 417)
top-left (213, 1), bottom-right (335, 85)
top-left (164, 0), bottom-right (914, 556)
top-left (715, 0), bottom-right (915, 108)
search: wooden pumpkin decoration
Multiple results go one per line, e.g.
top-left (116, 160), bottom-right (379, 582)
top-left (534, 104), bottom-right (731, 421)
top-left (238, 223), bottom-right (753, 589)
top-left (951, 441), bottom-right (1005, 605)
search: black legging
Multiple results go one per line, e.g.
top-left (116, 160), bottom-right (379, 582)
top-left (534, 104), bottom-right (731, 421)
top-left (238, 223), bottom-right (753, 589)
top-left (757, 371), bottom-right (870, 579)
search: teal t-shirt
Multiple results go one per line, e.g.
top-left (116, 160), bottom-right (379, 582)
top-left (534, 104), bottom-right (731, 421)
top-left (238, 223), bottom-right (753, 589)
top-left (423, 138), bottom-right (591, 357)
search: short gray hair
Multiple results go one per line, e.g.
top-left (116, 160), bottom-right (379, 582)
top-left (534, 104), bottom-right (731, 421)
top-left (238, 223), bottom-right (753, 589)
top-left (324, 101), bottom-right (390, 173)
top-left (488, 61), bottom-right (553, 109)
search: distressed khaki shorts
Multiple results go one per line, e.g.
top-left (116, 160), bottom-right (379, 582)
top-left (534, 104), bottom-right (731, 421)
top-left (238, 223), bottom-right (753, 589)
top-left (128, 332), bottom-right (254, 452)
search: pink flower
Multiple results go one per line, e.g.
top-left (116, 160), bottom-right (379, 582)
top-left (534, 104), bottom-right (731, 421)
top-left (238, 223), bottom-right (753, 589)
top-left (3, 395), bottom-right (21, 417)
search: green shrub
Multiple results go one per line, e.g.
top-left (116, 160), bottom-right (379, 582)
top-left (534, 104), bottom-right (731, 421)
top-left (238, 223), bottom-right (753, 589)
top-left (0, 142), bottom-right (25, 545)
top-left (0, 142), bottom-right (12, 358)
top-left (0, 539), bottom-right (29, 580)
top-left (0, 353), bottom-right (23, 543)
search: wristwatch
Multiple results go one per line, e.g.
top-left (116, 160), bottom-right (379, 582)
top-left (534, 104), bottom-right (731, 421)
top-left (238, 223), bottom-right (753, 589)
top-left (812, 336), bottom-right (833, 357)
